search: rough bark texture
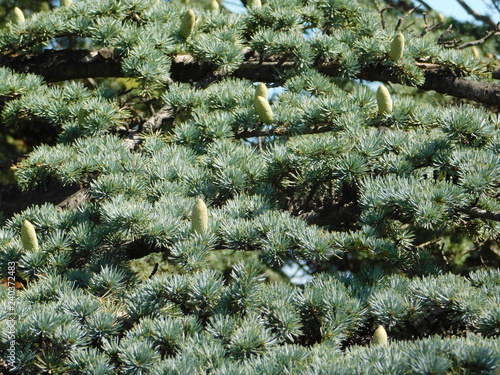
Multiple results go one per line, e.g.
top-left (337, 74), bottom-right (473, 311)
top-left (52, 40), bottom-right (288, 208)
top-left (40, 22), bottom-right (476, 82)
top-left (57, 186), bottom-right (91, 210)
top-left (1, 48), bottom-right (500, 105)
top-left (461, 205), bottom-right (500, 222)
top-left (141, 106), bottom-right (175, 133)
top-left (0, 183), bottom-right (81, 218)
top-left (420, 70), bottom-right (500, 103)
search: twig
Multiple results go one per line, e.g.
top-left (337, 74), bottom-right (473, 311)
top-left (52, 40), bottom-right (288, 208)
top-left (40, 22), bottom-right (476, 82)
top-left (235, 124), bottom-right (333, 139)
top-left (402, 21), bottom-right (416, 33)
top-left (439, 242), bottom-right (449, 265)
top-left (297, 183), bottom-right (320, 215)
top-left (415, 238), bottom-right (441, 248)
top-left (457, 23), bottom-right (500, 49)
top-left (396, 5), bottom-right (420, 31)
top-left (86, 78), bottom-right (97, 87)
top-left (415, 0), bottom-right (432, 11)
top-left (419, 12), bottom-right (443, 38)
top-left (380, 7), bottom-right (390, 30)
top-left (149, 263), bottom-right (159, 279)
top-left (437, 24), bottom-right (462, 48)
top-left (148, 102), bottom-right (156, 117)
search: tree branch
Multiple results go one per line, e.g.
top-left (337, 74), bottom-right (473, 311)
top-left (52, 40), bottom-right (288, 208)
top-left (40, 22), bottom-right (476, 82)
top-left (460, 206), bottom-right (500, 222)
top-left (396, 6), bottom-right (420, 31)
top-left (359, 63), bottom-right (500, 106)
top-left (123, 106), bottom-right (176, 151)
top-left (455, 0), bottom-right (497, 29)
top-left (0, 47), bottom-right (122, 81)
top-left (235, 124), bottom-right (334, 139)
top-left (57, 187), bottom-right (91, 210)
top-left (417, 70), bottom-right (500, 105)
top-left (141, 106), bottom-right (175, 133)
top-left (299, 204), bottom-right (361, 228)
top-left (2, 48), bottom-right (500, 105)
top-left (456, 25), bottom-right (500, 49)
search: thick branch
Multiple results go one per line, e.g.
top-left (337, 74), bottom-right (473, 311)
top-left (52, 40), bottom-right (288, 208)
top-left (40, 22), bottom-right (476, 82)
top-left (57, 187), bottom-right (91, 210)
top-left (358, 63), bottom-right (500, 105)
top-left (2, 48), bottom-right (500, 105)
top-left (299, 205), bottom-right (361, 228)
top-left (225, 57), bottom-right (500, 106)
top-left (460, 206), bottom-right (500, 222)
top-left (0, 48), bottom-right (122, 81)
top-left (418, 70), bottom-right (500, 104)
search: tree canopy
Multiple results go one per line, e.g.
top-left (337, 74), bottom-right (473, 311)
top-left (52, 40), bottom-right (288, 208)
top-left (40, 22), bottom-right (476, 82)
top-left (0, 0), bottom-right (499, 374)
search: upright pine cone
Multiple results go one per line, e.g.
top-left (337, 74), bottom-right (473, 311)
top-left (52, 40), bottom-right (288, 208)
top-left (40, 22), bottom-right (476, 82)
top-left (254, 96), bottom-right (274, 124)
top-left (371, 325), bottom-right (388, 346)
top-left (179, 9), bottom-right (196, 39)
top-left (191, 198), bottom-right (208, 234)
top-left (207, 0), bottom-right (219, 12)
top-left (21, 220), bottom-right (39, 252)
top-left (389, 33), bottom-right (404, 60)
top-left (247, 0), bottom-right (262, 8)
top-left (254, 82), bottom-right (268, 100)
top-left (12, 7), bottom-right (25, 25)
top-left (376, 85), bottom-right (392, 115)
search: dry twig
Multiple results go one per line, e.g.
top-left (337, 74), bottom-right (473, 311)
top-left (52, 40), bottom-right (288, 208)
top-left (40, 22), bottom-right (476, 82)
top-left (396, 5), bottom-right (420, 31)
top-left (419, 12), bottom-right (443, 37)
top-left (457, 23), bottom-right (500, 49)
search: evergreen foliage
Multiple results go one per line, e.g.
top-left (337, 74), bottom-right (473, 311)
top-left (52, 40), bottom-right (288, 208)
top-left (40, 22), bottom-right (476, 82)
top-left (0, 0), bottom-right (499, 373)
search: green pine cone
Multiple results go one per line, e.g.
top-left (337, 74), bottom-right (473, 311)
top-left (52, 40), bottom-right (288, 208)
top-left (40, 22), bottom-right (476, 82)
top-left (12, 7), bottom-right (25, 25)
top-left (254, 96), bottom-right (274, 124)
top-left (191, 198), bottom-right (208, 234)
top-left (371, 325), bottom-right (388, 346)
top-left (21, 220), bottom-right (39, 252)
top-left (255, 83), bottom-right (268, 100)
top-left (389, 32), bottom-right (405, 60)
top-left (471, 46), bottom-right (480, 58)
top-left (207, 0), bottom-right (219, 11)
top-left (247, 0), bottom-right (262, 8)
top-left (60, 0), bottom-right (73, 7)
top-left (376, 85), bottom-right (392, 114)
top-left (179, 9), bottom-right (196, 40)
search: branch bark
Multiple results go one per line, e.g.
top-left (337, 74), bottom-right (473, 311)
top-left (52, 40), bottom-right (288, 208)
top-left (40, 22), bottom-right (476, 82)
top-left (460, 205), bottom-right (500, 222)
top-left (0, 48), bottom-right (122, 81)
top-left (2, 48), bottom-right (500, 105)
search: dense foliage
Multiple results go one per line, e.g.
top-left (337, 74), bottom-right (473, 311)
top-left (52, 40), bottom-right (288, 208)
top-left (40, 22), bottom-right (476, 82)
top-left (0, 0), bottom-right (499, 373)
